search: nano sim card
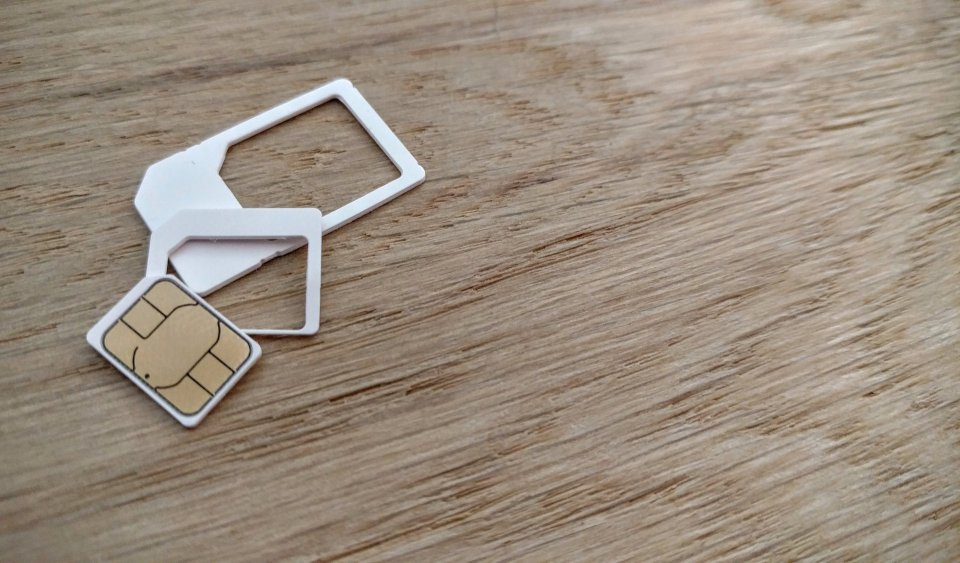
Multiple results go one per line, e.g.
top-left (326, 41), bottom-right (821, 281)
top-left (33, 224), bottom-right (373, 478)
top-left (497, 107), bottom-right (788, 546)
top-left (87, 275), bottom-right (261, 427)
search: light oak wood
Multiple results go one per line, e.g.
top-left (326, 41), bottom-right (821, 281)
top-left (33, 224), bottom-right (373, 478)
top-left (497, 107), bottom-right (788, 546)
top-left (2, 0), bottom-right (959, 560)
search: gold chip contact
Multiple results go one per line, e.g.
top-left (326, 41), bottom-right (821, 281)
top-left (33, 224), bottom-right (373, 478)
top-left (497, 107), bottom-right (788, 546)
top-left (102, 279), bottom-right (252, 415)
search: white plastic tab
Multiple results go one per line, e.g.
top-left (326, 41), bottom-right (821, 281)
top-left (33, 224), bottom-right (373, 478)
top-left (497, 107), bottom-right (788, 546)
top-left (135, 78), bottom-right (425, 296)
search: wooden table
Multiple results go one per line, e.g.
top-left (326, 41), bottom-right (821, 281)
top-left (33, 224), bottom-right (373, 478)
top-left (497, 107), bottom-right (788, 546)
top-left (3, 1), bottom-right (959, 559)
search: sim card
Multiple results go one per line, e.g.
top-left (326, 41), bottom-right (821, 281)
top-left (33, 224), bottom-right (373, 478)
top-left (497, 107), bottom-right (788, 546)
top-left (87, 275), bottom-right (262, 427)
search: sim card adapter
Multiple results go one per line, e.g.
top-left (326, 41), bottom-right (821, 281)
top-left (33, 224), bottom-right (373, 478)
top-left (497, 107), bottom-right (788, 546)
top-left (134, 78), bottom-right (425, 296)
top-left (88, 208), bottom-right (324, 426)
top-left (145, 208), bottom-right (324, 335)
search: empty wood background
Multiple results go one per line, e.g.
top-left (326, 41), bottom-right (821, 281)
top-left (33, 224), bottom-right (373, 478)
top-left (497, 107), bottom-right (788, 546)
top-left (2, 0), bottom-right (959, 560)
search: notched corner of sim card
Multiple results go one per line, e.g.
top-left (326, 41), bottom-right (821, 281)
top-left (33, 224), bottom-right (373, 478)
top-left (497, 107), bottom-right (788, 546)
top-left (86, 274), bottom-right (261, 427)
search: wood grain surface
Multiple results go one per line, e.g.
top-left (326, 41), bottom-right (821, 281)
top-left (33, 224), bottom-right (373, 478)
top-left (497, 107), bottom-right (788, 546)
top-left (2, 0), bottom-right (959, 560)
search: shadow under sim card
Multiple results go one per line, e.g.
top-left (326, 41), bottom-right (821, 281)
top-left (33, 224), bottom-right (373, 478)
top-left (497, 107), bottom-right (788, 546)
top-left (87, 276), bottom-right (261, 427)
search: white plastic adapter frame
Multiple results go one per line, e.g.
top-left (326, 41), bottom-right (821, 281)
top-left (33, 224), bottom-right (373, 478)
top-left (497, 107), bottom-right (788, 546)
top-left (146, 208), bottom-right (324, 336)
top-left (135, 78), bottom-right (426, 296)
top-left (86, 274), bottom-right (262, 428)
